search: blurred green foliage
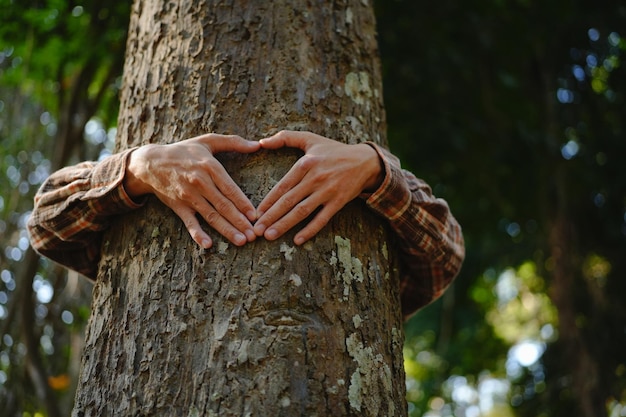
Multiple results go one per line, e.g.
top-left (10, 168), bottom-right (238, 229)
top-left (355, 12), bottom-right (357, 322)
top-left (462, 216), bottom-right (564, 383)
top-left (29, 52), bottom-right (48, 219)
top-left (1, 0), bottom-right (625, 416)
top-left (0, 1), bottom-right (128, 415)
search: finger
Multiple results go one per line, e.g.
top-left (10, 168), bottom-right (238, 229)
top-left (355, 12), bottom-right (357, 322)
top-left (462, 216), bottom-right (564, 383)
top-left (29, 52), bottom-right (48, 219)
top-left (197, 133), bottom-right (261, 154)
top-left (206, 162), bottom-right (257, 221)
top-left (217, 180), bottom-right (257, 222)
top-left (165, 174), bottom-right (253, 245)
top-left (256, 161), bottom-right (308, 216)
top-left (190, 181), bottom-right (256, 243)
top-left (201, 211), bottom-right (250, 246)
top-left (292, 203), bottom-right (341, 245)
top-left (259, 130), bottom-right (318, 151)
top-left (254, 168), bottom-right (312, 237)
top-left (180, 148), bottom-right (256, 221)
top-left (173, 206), bottom-right (213, 249)
top-left (254, 191), bottom-right (307, 238)
top-left (259, 195), bottom-right (321, 241)
top-left (192, 198), bottom-right (250, 246)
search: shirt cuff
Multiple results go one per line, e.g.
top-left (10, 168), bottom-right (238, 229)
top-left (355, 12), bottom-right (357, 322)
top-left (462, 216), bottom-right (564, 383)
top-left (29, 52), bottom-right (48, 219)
top-left (83, 148), bottom-right (146, 215)
top-left (359, 142), bottom-right (412, 220)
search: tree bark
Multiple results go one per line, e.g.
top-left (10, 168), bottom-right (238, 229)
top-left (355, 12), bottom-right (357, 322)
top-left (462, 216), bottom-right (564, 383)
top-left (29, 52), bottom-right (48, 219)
top-left (73, 1), bottom-right (407, 416)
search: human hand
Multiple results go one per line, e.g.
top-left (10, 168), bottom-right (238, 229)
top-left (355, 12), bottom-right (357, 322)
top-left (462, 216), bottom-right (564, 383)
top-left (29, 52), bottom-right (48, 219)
top-left (124, 134), bottom-right (261, 249)
top-left (254, 130), bottom-right (384, 245)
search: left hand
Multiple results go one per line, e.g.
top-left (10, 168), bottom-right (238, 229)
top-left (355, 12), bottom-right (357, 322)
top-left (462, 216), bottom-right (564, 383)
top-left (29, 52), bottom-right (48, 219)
top-left (254, 130), bottom-right (385, 245)
top-left (124, 134), bottom-right (261, 249)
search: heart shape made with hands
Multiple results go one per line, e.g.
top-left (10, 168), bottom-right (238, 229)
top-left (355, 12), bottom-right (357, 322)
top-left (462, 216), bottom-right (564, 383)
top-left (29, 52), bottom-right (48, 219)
top-left (128, 130), bottom-right (383, 249)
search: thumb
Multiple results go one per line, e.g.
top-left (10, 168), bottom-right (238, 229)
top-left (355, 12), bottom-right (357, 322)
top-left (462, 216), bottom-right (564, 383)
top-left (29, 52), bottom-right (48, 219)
top-left (200, 134), bottom-right (261, 154)
top-left (259, 130), bottom-right (312, 151)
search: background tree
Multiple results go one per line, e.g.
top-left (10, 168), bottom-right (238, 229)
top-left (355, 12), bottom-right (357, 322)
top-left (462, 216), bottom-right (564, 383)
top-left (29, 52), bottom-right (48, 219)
top-left (1, 0), bottom-right (625, 416)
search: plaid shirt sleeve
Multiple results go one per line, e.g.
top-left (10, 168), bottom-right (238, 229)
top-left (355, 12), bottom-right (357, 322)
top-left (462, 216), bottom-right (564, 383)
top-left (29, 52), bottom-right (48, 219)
top-left (361, 143), bottom-right (465, 319)
top-left (27, 148), bottom-right (144, 279)
top-left (28, 143), bottom-right (463, 316)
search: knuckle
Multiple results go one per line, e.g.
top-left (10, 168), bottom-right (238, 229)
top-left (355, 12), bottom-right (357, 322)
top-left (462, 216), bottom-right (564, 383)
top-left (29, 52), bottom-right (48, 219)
top-left (316, 212), bottom-right (332, 226)
top-left (186, 172), bottom-right (203, 187)
top-left (178, 188), bottom-right (194, 202)
top-left (314, 171), bottom-right (331, 184)
top-left (221, 185), bottom-right (238, 199)
top-left (183, 216), bottom-right (198, 230)
top-left (281, 194), bottom-right (298, 209)
top-left (298, 155), bottom-right (320, 171)
top-left (203, 158), bottom-right (220, 171)
top-left (212, 199), bottom-right (232, 215)
top-left (294, 202), bottom-right (313, 218)
top-left (203, 210), bottom-right (220, 226)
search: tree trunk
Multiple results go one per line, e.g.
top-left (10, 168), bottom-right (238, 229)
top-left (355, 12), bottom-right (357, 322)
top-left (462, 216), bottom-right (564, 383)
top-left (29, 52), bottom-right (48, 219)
top-left (73, 1), bottom-right (406, 416)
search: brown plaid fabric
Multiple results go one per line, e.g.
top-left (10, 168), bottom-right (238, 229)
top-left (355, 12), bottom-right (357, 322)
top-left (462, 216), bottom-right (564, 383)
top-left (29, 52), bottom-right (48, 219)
top-left (28, 144), bottom-right (464, 319)
top-left (27, 148), bottom-right (143, 278)
top-left (363, 144), bottom-right (464, 318)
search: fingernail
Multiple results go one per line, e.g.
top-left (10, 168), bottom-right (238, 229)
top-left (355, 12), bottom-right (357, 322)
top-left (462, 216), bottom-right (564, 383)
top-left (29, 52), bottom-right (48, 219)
top-left (201, 239), bottom-right (212, 248)
top-left (294, 236), bottom-right (305, 245)
top-left (245, 229), bottom-right (256, 241)
top-left (254, 223), bottom-right (266, 236)
top-left (265, 228), bottom-right (278, 240)
top-left (247, 210), bottom-right (257, 221)
top-left (234, 233), bottom-right (246, 245)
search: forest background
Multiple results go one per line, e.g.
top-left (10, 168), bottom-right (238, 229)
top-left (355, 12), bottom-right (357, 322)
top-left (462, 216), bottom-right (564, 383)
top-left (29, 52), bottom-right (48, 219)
top-left (0, 1), bottom-right (624, 417)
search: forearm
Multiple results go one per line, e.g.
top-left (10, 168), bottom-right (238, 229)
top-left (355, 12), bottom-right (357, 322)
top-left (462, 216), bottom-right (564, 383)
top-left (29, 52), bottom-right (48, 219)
top-left (361, 143), bottom-right (465, 318)
top-left (27, 149), bottom-right (144, 279)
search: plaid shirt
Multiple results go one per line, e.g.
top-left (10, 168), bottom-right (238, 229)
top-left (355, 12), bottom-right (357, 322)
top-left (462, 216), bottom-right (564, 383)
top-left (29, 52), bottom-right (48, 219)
top-left (28, 144), bottom-right (464, 318)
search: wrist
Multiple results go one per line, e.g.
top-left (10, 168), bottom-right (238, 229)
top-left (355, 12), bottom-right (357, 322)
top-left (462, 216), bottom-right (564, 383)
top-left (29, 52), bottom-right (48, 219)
top-left (123, 146), bottom-right (154, 198)
top-left (360, 143), bottom-right (385, 192)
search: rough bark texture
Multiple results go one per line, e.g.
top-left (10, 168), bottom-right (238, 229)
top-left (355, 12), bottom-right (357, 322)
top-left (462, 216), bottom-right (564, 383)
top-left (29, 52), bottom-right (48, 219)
top-left (73, 1), bottom-right (407, 416)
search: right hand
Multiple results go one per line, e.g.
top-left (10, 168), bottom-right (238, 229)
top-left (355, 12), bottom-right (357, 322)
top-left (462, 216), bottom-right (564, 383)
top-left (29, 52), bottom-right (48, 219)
top-left (254, 130), bottom-right (385, 245)
top-left (123, 134), bottom-right (261, 249)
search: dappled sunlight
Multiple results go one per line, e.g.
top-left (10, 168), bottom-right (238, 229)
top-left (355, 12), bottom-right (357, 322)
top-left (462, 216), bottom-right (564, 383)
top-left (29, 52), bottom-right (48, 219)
top-left (406, 369), bottom-right (515, 417)
top-left (489, 263), bottom-right (556, 405)
top-left (487, 262), bottom-right (558, 345)
top-left (608, 398), bottom-right (626, 417)
top-left (405, 261), bottom-right (561, 415)
top-left (582, 253), bottom-right (611, 286)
